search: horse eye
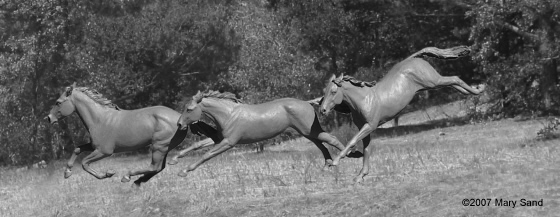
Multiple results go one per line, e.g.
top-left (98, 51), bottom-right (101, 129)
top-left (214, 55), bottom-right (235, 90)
top-left (55, 102), bottom-right (61, 106)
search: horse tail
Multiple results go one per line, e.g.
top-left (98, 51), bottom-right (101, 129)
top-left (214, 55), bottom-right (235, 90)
top-left (408, 46), bottom-right (470, 60)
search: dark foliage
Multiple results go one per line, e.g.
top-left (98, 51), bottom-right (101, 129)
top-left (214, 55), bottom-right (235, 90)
top-left (0, 0), bottom-right (557, 165)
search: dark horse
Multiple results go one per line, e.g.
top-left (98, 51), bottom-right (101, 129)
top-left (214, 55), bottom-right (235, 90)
top-left (319, 46), bottom-right (485, 183)
top-left (47, 83), bottom-right (216, 186)
top-left (174, 90), bottom-right (348, 177)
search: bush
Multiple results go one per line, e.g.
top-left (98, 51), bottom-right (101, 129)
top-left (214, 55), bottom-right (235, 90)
top-left (537, 117), bottom-right (560, 141)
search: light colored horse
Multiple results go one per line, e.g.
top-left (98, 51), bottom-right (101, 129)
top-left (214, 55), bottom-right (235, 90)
top-left (174, 90), bottom-right (348, 177)
top-left (46, 83), bottom-right (214, 186)
top-left (319, 46), bottom-right (485, 183)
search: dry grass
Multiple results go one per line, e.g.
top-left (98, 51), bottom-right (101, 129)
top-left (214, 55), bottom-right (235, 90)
top-left (1, 118), bottom-right (559, 217)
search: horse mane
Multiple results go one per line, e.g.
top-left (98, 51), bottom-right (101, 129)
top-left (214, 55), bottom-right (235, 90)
top-left (334, 75), bottom-right (376, 87)
top-left (193, 90), bottom-right (243, 104)
top-left (74, 87), bottom-right (121, 110)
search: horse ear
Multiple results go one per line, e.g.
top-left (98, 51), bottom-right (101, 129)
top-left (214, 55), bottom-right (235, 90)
top-left (65, 85), bottom-right (74, 97)
top-left (338, 73), bottom-right (344, 79)
top-left (71, 82), bottom-right (77, 88)
top-left (193, 90), bottom-right (203, 103)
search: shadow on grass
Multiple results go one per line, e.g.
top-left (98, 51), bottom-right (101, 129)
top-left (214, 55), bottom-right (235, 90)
top-left (373, 116), bottom-right (473, 139)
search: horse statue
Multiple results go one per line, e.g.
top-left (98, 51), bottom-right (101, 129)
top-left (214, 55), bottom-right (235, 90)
top-left (319, 46), bottom-right (485, 183)
top-left (174, 90), bottom-right (350, 177)
top-left (46, 83), bottom-right (216, 186)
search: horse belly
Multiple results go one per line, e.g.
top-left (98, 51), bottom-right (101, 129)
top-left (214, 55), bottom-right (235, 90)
top-left (112, 124), bottom-right (154, 151)
top-left (377, 89), bottom-right (416, 121)
top-left (236, 118), bottom-right (290, 144)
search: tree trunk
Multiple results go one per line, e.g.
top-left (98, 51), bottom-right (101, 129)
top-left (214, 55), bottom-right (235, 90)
top-left (541, 58), bottom-right (557, 111)
top-left (538, 15), bottom-right (559, 111)
top-left (539, 32), bottom-right (558, 111)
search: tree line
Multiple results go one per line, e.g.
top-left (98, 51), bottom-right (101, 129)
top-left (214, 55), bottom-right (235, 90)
top-left (0, 0), bottom-right (558, 165)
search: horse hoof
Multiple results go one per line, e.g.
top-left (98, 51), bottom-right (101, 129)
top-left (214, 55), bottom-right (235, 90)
top-left (178, 170), bottom-right (188, 177)
top-left (64, 170), bottom-right (72, 179)
top-left (353, 176), bottom-right (364, 183)
top-left (322, 160), bottom-right (334, 171)
top-left (168, 159), bottom-right (178, 165)
top-left (347, 151), bottom-right (364, 158)
top-left (332, 159), bottom-right (340, 166)
top-left (106, 170), bottom-right (116, 178)
top-left (121, 176), bottom-right (131, 183)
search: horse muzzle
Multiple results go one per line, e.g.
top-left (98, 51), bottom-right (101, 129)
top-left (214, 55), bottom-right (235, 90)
top-left (46, 115), bottom-right (57, 124)
top-left (177, 122), bottom-right (188, 131)
top-left (320, 108), bottom-right (330, 116)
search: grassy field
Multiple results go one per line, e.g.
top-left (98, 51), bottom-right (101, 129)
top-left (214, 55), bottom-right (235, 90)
top-left (1, 117), bottom-right (559, 217)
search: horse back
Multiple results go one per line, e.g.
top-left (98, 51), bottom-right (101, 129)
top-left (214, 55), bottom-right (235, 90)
top-left (232, 98), bottom-right (315, 143)
top-left (376, 58), bottom-right (437, 92)
top-left (109, 106), bottom-right (180, 150)
top-left (257, 98), bottom-right (316, 118)
top-left (365, 59), bottom-right (436, 122)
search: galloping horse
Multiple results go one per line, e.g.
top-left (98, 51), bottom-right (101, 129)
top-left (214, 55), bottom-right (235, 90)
top-left (319, 46), bottom-right (485, 183)
top-left (174, 90), bottom-right (348, 177)
top-left (47, 83), bottom-right (216, 186)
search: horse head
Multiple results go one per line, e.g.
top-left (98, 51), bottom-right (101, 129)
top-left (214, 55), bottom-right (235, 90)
top-left (320, 74), bottom-right (346, 115)
top-left (177, 90), bottom-right (204, 131)
top-left (47, 82), bottom-right (77, 124)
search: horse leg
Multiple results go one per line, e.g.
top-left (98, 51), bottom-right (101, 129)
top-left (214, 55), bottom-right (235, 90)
top-left (168, 138), bottom-right (215, 165)
top-left (121, 148), bottom-right (166, 183)
top-left (306, 138), bottom-right (335, 171)
top-left (354, 136), bottom-right (372, 183)
top-left (437, 76), bottom-right (484, 95)
top-left (130, 151), bottom-right (168, 187)
top-left (299, 115), bottom-right (354, 162)
top-left (64, 143), bottom-right (93, 178)
top-left (178, 139), bottom-right (234, 177)
top-left (332, 123), bottom-right (376, 166)
top-left (81, 149), bottom-right (114, 179)
top-left (448, 85), bottom-right (469, 94)
top-left (316, 132), bottom-right (345, 151)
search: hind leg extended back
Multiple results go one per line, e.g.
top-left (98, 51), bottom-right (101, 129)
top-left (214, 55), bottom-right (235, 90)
top-left (168, 138), bottom-right (215, 165)
top-left (437, 76), bottom-right (484, 95)
top-left (178, 138), bottom-right (235, 177)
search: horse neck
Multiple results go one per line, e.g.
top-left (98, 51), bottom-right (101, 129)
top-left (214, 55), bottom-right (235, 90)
top-left (72, 92), bottom-right (115, 131)
top-left (340, 83), bottom-right (370, 112)
top-left (199, 98), bottom-right (236, 130)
